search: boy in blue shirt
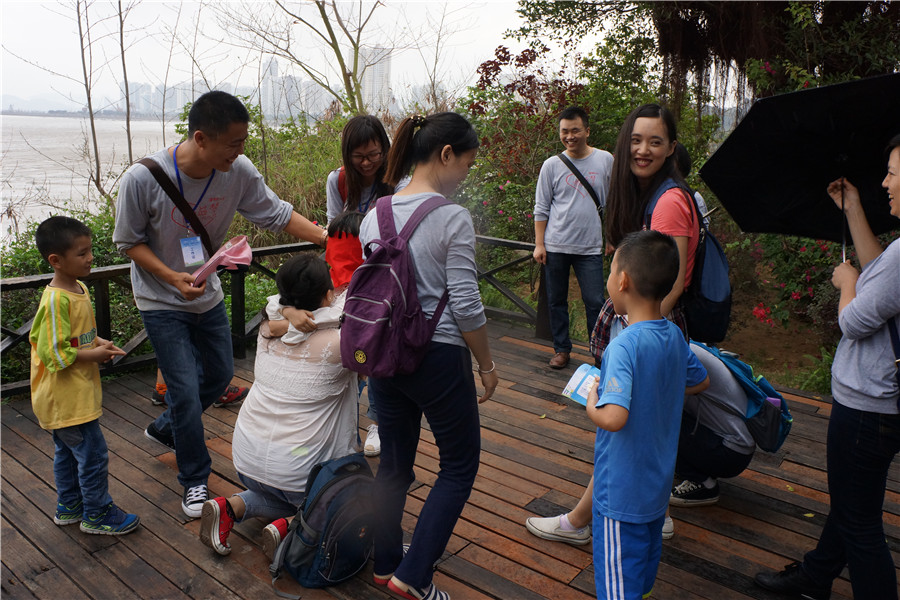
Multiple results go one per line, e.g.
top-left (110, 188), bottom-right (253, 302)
top-left (586, 230), bottom-right (709, 599)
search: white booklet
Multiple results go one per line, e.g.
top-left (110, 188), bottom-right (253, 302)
top-left (562, 363), bottom-right (602, 407)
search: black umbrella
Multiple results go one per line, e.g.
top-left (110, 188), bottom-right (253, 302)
top-left (699, 73), bottom-right (900, 249)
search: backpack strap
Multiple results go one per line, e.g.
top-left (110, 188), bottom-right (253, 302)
top-left (337, 166), bottom-right (347, 202)
top-left (269, 515), bottom-right (303, 600)
top-left (137, 158), bottom-right (215, 256)
top-left (375, 195), bottom-right (453, 321)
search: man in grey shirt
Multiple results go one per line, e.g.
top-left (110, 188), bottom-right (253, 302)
top-left (533, 106), bottom-right (613, 368)
top-left (113, 91), bottom-right (325, 519)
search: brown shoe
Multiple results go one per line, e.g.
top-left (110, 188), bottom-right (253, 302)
top-left (548, 352), bottom-right (570, 369)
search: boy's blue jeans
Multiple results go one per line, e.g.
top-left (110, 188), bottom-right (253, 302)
top-left (53, 419), bottom-right (113, 518)
top-left (544, 252), bottom-right (605, 353)
top-left (140, 302), bottom-right (233, 489)
top-left (802, 399), bottom-right (900, 598)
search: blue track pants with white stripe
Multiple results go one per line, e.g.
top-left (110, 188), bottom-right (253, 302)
top-left (593, 514), bottom-right (665, 599)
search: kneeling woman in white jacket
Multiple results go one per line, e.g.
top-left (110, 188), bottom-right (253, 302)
top-left (199, 253), bottom-right (358, 558)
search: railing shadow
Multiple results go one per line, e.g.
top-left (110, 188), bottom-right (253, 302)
top-left (1, 237), bottom-right (550, 398)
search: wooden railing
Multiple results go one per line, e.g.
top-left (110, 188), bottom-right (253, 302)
top-left (1, 237), bottom-right (548, 398)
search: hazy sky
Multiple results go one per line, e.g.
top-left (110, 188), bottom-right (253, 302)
top-left (1, 1), bottom-right (593, 110)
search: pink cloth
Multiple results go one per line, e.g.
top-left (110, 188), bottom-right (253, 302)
top-left (650, 189), bottom-right (699, 289)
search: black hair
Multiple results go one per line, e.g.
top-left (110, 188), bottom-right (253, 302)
top-left (558, 106), bottom-right (589, 129)
top-left (887, 133), bottom-right (900, 155)
top-left (188, 91), bottom-right (250, 136)
top-left (341, 115), bottom-right (393, 210)
top-left (384, 112), bottom-right (479, 187)
top-left (275, 253), bottom-right (333, 312)
top-left (35, 216), bottom-right (92, 260)
top-left (613, 230), bottom-right (680, 301)
top-left (605, 103), bottom-right (686, 248)
top-left (673, 142), bottom-right (692, 179)
top-left (327, 209), bottom-right (365, 239)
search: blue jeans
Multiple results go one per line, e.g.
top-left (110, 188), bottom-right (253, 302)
top-left (236, 473), bottom-right (304, 522)
top-left (358, 378), bottom-right (378, 422)
top-left (370, 342), bottom-right (480, 589)
top-left (544, 252), bottom-right (605, 353)
top-left (802, 400), bottom-right (900, 598)
top-left (53, 419), bottom-right (113, 517)
top-left (141, 302), bottom-right (233, 488)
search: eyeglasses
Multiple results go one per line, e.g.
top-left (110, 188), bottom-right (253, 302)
top-left (350, 150), bottom-right (383, 164)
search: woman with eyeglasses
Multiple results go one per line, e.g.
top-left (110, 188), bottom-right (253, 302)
top-left (325, 115), bottom-right (409, 223)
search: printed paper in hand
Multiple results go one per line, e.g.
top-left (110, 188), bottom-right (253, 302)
top-left (562, 363), bottom-right (603, 407)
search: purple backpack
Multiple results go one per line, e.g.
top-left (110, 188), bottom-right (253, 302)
top-left (340, 195), bottom-right (451, 378)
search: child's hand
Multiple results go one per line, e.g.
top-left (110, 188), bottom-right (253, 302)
top-left (585, 376), bottom-right (600, 415)
top-left (80, 338), bottom-right (126, 364)
top-left (283, 306), bottom-right (317, 333)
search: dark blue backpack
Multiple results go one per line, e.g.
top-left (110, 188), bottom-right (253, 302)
top-left (645, 179), bottom-right (732, 343)
top-left (691, 342), bottom-right (793, 452)
top-left (270, 453), bottom-right (375, 594)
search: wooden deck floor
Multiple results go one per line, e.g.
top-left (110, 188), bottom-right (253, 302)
top-left (3, 320), bottom-right (899, 599)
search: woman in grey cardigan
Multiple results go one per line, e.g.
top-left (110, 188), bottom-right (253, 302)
top-left (756, 133), bottom-right (900, 600)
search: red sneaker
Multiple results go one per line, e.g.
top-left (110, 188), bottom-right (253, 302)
top-left (262, 518), bottom-right (289, 560)
top-left (199, 497), bottom-right (234, 556)
top-left (213, 385), bottom-right (248, 408)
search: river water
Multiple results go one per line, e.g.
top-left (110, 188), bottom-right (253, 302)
top-left (1, 114), bottom-right (178, 242)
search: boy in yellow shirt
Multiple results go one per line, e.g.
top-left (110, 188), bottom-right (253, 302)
top-left (30, 216), bottom-right (139, 535)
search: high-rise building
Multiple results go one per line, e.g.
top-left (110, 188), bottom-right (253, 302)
top-left (361, 46), bottom-right (392, 113)
top-left (260, 57), bottom-right (280, 120)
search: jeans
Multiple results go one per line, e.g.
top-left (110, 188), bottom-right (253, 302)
top-left (370, 342), bottom-right (481, 589)
top-left (236, 472), bottom-right (304, 522)
top-left (802, 400), bottom-right (900, 598)
top-left (141, 302), bottom-right (233, 488)
top-left (544, 252), bottom-right (605, 353)
top-left (359, 378), bottom-right (378, 422)
top-left (53, 419), bottom-right (113, 517)
top-left (675, 416), bottom-right (753, 482)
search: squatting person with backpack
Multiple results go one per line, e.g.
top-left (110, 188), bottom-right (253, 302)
top-left (358, 112), bottom-right (497, 600)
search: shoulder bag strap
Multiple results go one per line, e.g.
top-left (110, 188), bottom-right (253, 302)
top-left (557, 152), bottom-right (602, 212)
top-left (137, 158), bottom-right (215, 256)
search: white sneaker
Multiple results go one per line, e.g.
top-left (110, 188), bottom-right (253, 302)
top-left (364, 424), bottom-right (381, 457)
top-left (662, 516), bottom-right (674, 540)
top-left (182, 484), bottom-right (208, 519)
top-left (525, 515), bottom-right (591, 546)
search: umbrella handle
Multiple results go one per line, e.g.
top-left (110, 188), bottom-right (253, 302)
top-left (841, 180), bottom-right (847, 263)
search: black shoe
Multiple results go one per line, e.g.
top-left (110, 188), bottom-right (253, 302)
top-left (145, 422), bottom-right (175, 452)
top-left (754, 562), bottom-right (831, 600)
top-left (670, 479), bottom-right (720, 506)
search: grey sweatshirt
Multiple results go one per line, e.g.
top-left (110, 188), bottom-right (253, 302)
top-left (831, 238), bottom-right (900, 413)
top-left (533, 148), bottom-right (613, 254)
top-left (113, 148), bottom-right (293, 313)
top-left (359, 192), bottom-right (486, 348)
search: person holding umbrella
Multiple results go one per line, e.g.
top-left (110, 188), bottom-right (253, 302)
top-left (755, 134), bottom-right (900, 600)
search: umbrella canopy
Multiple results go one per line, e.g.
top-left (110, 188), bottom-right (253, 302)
top-left (699, 74), bottom-right (900, 243)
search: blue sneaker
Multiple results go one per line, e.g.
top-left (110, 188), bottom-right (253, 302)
top-left (80, 503), bottom-right (140, 535)
top-left (54, 499), bottom-right (83, 526)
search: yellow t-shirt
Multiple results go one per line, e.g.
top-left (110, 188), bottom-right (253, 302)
top-left (29, 282), bottom-right (102, 430)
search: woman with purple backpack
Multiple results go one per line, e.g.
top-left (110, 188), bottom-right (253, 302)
top-left (359, 112), bottom-right (497, 600)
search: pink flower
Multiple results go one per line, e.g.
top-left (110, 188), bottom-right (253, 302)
top-left (779, 282), bottom-right (786, 288)
top-left (803, 80), bottom-right (810, 88)
top-left (498, 210), bottom-right (504, 215)
top-left (508, 217), bottom-right (513, 222)
top-left (499, 184), bottom-right (504, 190)
top-left (799, 246), bottom-right (807, 252)
top-left (791, 291), bottom-right (801, 300)
top-left (526, 213), bottom-right (532, 218)
top-left (482, 201), bottom-right (488, 206)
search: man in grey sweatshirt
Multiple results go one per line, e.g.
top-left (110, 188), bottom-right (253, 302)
top-left (533, 106), bottom-right (613, 368)
top-left (113, 91), bottom-right (325, 519)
